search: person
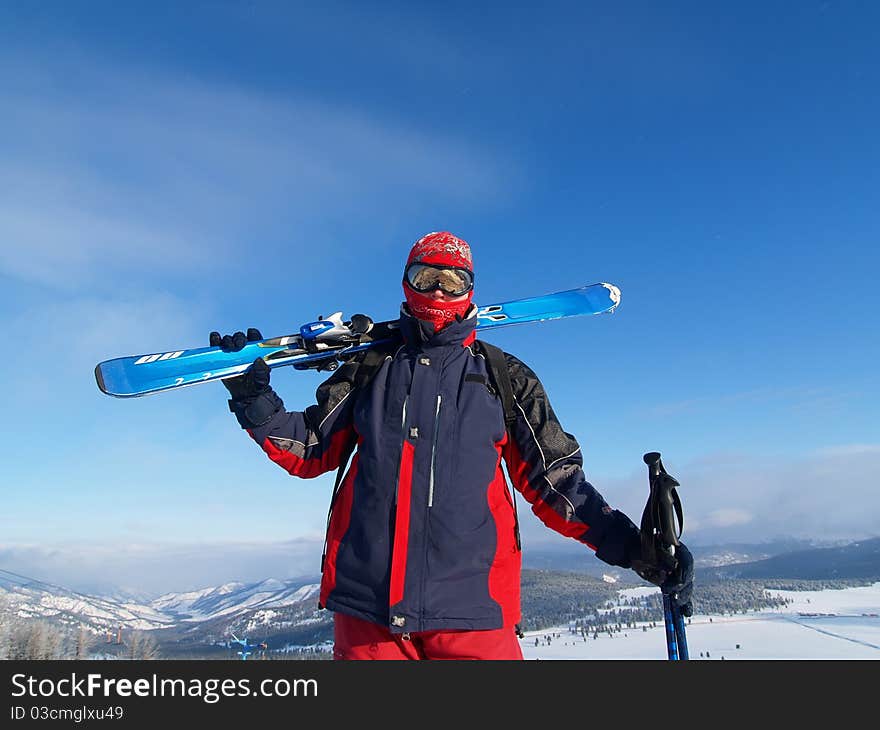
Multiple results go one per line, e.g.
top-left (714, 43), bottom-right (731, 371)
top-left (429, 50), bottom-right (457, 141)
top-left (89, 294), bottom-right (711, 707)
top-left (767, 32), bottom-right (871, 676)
top-left (211, 231), bottom-right (694, 660)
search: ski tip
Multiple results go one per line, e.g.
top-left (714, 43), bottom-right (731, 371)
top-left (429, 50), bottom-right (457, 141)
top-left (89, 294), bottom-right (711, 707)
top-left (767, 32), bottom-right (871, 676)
top-left (94, 363), bottom-right (108, 395)
top-left (601, 283), bottom-right (622, 309)
top-left (94, 360), bottom-right (139, 398)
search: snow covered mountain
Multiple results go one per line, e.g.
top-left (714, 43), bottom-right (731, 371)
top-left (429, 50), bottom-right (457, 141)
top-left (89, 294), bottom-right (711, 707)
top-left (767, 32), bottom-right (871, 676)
top-left (0, 578), bottom-right (173, 633)
top-left (3, 538), bottom-right (876, 658)
top-left (149, 578), bottom-right (331, 656)
top-left (151, 578), bottom-right (321, 622)
top-left (0, 574), bottom-right (323, 642)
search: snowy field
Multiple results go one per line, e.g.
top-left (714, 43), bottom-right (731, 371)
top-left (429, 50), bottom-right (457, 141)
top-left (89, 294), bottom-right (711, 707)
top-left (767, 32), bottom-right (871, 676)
top-left (520, 582), bottom-right (880, 660)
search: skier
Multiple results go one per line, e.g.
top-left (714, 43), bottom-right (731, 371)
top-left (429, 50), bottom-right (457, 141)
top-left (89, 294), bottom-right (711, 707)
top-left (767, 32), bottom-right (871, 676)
top-left (211, 231), bottom-right (694, 660)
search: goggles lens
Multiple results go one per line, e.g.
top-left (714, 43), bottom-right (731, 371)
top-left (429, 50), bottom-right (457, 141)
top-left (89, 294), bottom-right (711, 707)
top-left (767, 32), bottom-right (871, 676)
top-left (405, 264), bottom-right (474, 296)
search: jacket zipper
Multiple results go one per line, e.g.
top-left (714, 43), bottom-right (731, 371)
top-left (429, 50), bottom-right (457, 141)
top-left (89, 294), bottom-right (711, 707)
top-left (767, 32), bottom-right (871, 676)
top-left (394, 395), bottom-right (409, 505)
top-left (427, 394), bottom-right (442, 507)
top-left (419, 391), bottom-right (442, 629)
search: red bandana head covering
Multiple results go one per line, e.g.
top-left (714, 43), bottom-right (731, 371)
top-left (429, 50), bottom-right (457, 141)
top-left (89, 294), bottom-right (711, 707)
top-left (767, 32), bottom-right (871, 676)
top-left (403, 231), bottom-right (474, 332)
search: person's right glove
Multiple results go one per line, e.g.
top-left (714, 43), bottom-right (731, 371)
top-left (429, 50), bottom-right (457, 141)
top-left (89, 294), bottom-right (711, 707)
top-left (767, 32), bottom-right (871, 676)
top-left (209, 328), bottom-right (282, 428)
top-left (631, 541), bottom-right (695, 617)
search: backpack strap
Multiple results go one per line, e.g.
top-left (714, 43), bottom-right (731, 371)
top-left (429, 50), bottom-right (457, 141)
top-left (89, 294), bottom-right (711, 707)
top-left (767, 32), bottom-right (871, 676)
top-left (473, 339), bottom-right (521, 550)
top-left (473, 340), bottom-right (517, 430)
top-left (320, 344), bottom-right (395, 573)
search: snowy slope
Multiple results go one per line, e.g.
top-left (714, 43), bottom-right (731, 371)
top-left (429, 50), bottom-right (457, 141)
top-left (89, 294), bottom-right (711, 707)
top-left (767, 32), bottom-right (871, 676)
top-left (0, 583), bottom-right (173, 631)
top-left (520, 582), bottom-right (880, 660)
top-left (151, 578), bottom-right (320, 622)
top-left (0, 576), bottom-right (322, 635)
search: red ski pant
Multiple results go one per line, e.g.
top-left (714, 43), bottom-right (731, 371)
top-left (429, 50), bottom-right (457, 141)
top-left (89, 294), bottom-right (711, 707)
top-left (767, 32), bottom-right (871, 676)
top-left (333, 612), bottom-right (524, 660)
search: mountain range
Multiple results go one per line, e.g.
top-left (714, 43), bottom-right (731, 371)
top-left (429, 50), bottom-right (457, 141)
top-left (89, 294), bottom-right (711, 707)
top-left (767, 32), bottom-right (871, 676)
top-left (709, 537), bottom-right (880, 580)
top-left (2, 537), bottom-right (877, 657)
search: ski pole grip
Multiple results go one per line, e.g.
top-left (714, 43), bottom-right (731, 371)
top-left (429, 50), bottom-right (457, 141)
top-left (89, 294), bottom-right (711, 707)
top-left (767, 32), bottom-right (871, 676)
top-left (643, 451), bottom-right (662, 477)
top-left (643, 451), bottom-right (682, 550)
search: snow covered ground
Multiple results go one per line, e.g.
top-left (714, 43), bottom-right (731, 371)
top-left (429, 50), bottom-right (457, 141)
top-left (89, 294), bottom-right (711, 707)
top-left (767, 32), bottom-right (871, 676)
top-left (520, 582), bottom-right (880, 660)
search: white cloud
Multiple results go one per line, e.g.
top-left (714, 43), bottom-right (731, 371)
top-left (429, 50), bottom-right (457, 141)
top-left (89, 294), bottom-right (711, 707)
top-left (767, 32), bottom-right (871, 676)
top-left (0, 50), bottom-right (517, 290)
top-left (815, 444), bottom-right (880, 457)
top-left (701, 508), bottom-right (753, 529)
top-left (4, 440), bottom-right (877, 595)
top-left (0, 539), bottom-right (324, 596)
top-left (520, 444), bottom-right (880, 548)
top-left (0, 165), bottom-right (209, 288)
top-left (0, 290), bottom-right (205, 407)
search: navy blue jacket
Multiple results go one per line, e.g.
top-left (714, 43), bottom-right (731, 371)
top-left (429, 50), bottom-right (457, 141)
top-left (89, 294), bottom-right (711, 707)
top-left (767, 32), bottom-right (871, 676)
top-left (233, 305), bottom-right (641, 633)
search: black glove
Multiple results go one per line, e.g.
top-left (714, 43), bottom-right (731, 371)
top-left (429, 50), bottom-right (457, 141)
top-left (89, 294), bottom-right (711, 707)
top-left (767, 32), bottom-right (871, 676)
top-left (210, 327), bottom-right (264, 354)
top-left (632, 541), bottom-right (695, 617)
top-left (209, 328), bottom-right (281, 428)
top-left (209, 328), bottom-right (266, 397)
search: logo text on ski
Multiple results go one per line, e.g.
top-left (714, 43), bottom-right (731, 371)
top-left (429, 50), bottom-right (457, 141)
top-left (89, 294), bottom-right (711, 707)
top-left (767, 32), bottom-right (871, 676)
top-left (134, 351), bottom-right (184, 365)
top-left (477, 305), bottom-right (508, 323)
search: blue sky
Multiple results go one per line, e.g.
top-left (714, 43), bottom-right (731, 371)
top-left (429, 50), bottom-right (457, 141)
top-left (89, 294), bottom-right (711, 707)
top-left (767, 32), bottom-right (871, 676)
top-left (0, 1), bottom-right (878, 593)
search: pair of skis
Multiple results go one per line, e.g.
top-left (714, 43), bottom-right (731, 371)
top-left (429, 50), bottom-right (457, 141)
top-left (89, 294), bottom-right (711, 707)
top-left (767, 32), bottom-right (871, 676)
top-left (94, 283), bottom-right (621, 398)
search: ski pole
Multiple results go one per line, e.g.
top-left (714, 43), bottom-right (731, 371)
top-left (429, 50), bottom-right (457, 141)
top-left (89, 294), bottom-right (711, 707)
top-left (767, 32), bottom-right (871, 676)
top-left (672, 598), bottom-right (689, 660)
top-left (662, 594), bottom-right (680, 660)
top-left (641, 451), bottom-right (689, 661)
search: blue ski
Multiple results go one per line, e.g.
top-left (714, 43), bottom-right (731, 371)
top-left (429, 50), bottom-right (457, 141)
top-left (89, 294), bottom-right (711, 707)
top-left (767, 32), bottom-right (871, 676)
top-left (95, 282), bottom-right (621, 398)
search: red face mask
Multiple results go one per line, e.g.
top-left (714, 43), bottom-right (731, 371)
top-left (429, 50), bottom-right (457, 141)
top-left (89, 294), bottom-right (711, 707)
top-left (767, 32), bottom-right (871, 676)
top-left (404, 288), bottom-right (474, 331)
top-left (403, 232), bottom-right (474, 332)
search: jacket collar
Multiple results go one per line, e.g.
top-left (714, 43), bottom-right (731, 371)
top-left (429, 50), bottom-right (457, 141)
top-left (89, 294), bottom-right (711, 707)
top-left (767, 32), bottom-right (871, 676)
top-left (398, 303), bottom-right (478, 349)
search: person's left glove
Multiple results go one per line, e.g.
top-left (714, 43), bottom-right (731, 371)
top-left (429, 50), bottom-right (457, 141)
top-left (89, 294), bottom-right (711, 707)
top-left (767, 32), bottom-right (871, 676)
top-left (209, 328), bottom-right (282, 428)
top-left (632, 541), bottom-right (695, 617)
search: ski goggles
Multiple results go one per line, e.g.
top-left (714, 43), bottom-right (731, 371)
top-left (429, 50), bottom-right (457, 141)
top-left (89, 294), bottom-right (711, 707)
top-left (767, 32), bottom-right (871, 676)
top-left (404, 263), bottom-right (474, 296)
